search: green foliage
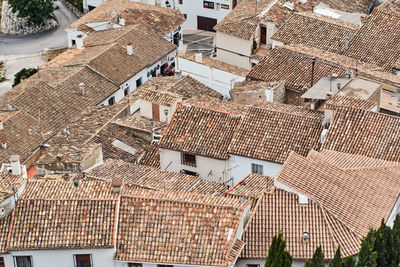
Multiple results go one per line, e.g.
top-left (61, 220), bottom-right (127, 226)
top-left (12, 68), bottom-right (37, 87)
top-left (329, 246), bottom-right (342, 267)
top-left (252, 38), bottom-right (257, 52)
top-left (66, 0), bottom-right (83, 12)
top-left (304, 246), bottom-right (325, 267)
top-left (265, 232), bottom-right (293, 267)
top-left (343, 256), bottom-right (356, 267)
top-left (8, 0), bottom-right (55, 25)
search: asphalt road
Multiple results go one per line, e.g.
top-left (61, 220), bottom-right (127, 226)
top-left (0, 0), bottom-right (77, 55)
top-left (183, 30), bottom-right (214, 56)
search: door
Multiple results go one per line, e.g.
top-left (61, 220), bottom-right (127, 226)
top-left (152, 103), bottom-right (160, 122)
top-left (75, 254), bottom-right (92, 267)
top-left (260, 26), bottom-right (267, 45)
top-left (197, 16), bottom-right (218, 32)
top-left (232, 0), bottom-right (237, 8)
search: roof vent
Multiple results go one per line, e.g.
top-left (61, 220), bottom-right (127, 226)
top-left (76, 34), bottom-right (84, 50)
top-left (195, 52), bottom-right (203, 63)
top-left (79, 82), bottom-right (85, 96)
top-left (283, 1), bottom-right (294, 10)
top-left (302, 232), bottom-right (310, 242)
top-left (2, 142), bottom-right (7, 149)
top-left (119, 17), bottom-right (125, 26)
top-left (127, 42), bottom-right (133, 56)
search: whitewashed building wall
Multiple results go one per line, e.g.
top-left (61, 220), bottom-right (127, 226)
top-left (215, 32), bottom-right (253, 70)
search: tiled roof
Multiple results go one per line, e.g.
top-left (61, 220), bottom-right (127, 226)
top-left (8, 199), bottom-right (117, 250)
top-left (248, 45), bottom-right (382, 93)
top-left (178, 54), bottom-right (249, 76)
top-left (139, 143), bottom-right (161, 168)
top-left (20, 180), bottom-right (116, 200)
top-left (345, 9), bottom-right (400, 71)
top-left (114, 189), bottom-right (248, 265)
top-left (272, 13), bottom-right (359, 54)
top-left (277, 151), bottom-right (400, 237)
top-left (325, 95), bottom-right (376, 110)
top-left (0, 173), bottom-right (27, 202)
top-left (377, 0), bottom-right (400, 13)
top-left (225, 174), bottom-right (273, 198)
top-left (319, 149), bottom-right (400, 169)
top-left (0, 215), bottom-right (11, 253)
top-left (138, 88), bottom-right (181, 106)
top-left (251, 100), bottom-right (324, 119)
top-left (0, 110), bottom-right (43, 164)
top-left (322, 107), bottom-right (400, 162)
top-left (89, 159), bottom-right (228, 195)
top-left (136, 75), bottom-right (222, 100)
top-left (231, 80), bottom-right (283, 93)
top-left (182, 95), bottom-right (248, 115)
top-left (241, 189), bottom-right (360, 260)
top-left (112, 116), bottom-right (165, 134)
top-left (160, 103), bottom-right (242, 159)
top-left (228, 106), bottom-right (323, 163)
top-left (67, 0), bottom-right (185, 34)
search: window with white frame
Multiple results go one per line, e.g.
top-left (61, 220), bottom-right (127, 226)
top-left (251, 163), bottom-right (263, 174)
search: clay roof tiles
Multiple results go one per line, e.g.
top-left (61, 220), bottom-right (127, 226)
top-left (325, 95), bottom-right (376, 110)
top-left (0, 215), bottom-right (11, 253)
top-left (225, 174), bottom-right (274, 198)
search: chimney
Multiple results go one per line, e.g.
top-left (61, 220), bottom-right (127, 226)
top-left (155, 84), bottom-right (159, 90)
top-left (10, 155), bottom-right (21, 176)
top-left (345, 35), bottom-right (350, 50)
top-left (112, 178), bottom-right (122, 194)
top-left (266, 85), bottom-right (274, 102)
top-left (195, 52), bottom-right (202, 63)
top-left (1, 141), bottom-right (7, 150)
top-left (175, 70), bottom-right (182, 79)
top-left (119, 17), bottom-right (125, 26)
top-left (127, 42), bottom-right (133, 56)
top-left (76, 35), bottom-right (84, 50)
top-left (0, 119), bottom-right (3, 130)
top-left (361, 14), bottom-right (368, 24)
top-left (79, 82), bottom-right (85, 96)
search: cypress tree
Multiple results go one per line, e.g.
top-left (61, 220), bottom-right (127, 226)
top-left (343, 256), bottom-right (356, 267)
top-left (375, 220), bottom-right (396, 267)
top-left (357, 228), bottom-right (378, 267)
top-left (393, 214), bottom-right (400, 265)
top-left (329, 246), bottom-right (342, 267)
top-left (265, 232), bottom-right (292, 267)
top-left (304, 246), bottom-right (325, 267)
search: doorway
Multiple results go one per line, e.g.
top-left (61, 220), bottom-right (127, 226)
top-left (260, 26), bottom-right (267, 45)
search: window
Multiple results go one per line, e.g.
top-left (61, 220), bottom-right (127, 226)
top-left (0, 257), bottom-right (4, 267)
top-left (251, 163), bottom-right (263, 174)
top-left (181, 169), bottom-right (198, 176)
top-left (221, 3), bottom-right (229, 9)
top-left (247, 264), bottom-right (260, 267)
top-left (158, 265), bottom-right (173, 267)
top-left (14, 256), bottom-right (33, 267)
top-left (203, 1), bottom-right (214, 9)
top-left (108, 96), bottom-right (115, 105)
top-left (74, 254), bottom-right (92, 267)
top-left (178, 0), bottom-right (183, 4)
top-left (136, 77), bottom-right (142, 88)
top-left (124, 87), bottom-right (129, 96)
top-left (183, 14), bottom-right (187, 19)
top-left (181, 153), bottom-right (196, 167)
top-left (129, 264), bottom-right (143, 267)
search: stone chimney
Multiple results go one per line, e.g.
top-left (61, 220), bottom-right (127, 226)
top-left (79, 82), bottom-right (85, 96)
top-left (266, 85), bottom-right (274, 102)
top-left (345, 35), bottom-right (350, 50)
top-left (10, 155), bottom-right (21, 176)
top-left (112, 178), bottom-right (122, 194)
top-left (127, 42), bottom-right (133, 56)
top-left (76, 34), bottom-right (84, 50)
top-left (195, 52), bottom-right (202, 63)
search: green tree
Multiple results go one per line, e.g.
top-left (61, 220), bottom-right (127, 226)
top-left (329, 246), bottom-right (342, 267)
top-left (393, 214), bottom-right (400, 266)
top-left (13, 68), bottom-right (38, 87)
top-left (343, 256), bottom-right (356, 267)
top-left (304, 246), bottom-right (325, 267)
top-left (265, 232), bottom-right (292, 267)
top-left (375, 220), bottom-right (396, 267)
top-left (8, 0), bottom-right (55, 25)
top-left (357, 228), bottom-right (378, 267)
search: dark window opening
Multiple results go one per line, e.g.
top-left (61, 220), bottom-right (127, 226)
top-left (247, 265), bottom-right (260, 267)
top-left (203, 1), bottom-right (214, 9)
top-left (179, 0), bottom-right (183, 4)
top-left (181, 153), bottom-right (196, 167)
top-left (108, 96), bottom-right (115, 105)
top-left (129, 264), bottom-right (143, 267)
top-left (251, 163), bottom-right (263, 174)
top-left (124, 87), bottom-right (129, 96)
top-left (0, 257), bottom-right (5, 267)
top-left (72, 39), bottom-right (76, 46)
top-left (136, 77), bottom-right (142, 88)
top-left (173, 32), bottom-right (181, 46)
top-left (14, 256), bottom-right (33, 267)
top-left (181, 169), bottom-right (198, 176)
top-left (158, 265), bottom-right (173, 267)
top-left (74, 254), bottom-right (92, 267)
top-left (183, 14), bottom-right (187, 19)
top-left (88, 5), bottom-right (96, 11)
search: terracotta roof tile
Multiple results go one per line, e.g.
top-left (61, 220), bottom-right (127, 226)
top-left (241, 189), bottom-right (360, 260)
top-left (228, 106), bottom-right (323, 163)
top-left (114, 189), bottom-right (248, 265)
top-left (0, 215), bottom-right (11, 253)
top-left (0, 173), bottom-right (26, 202)
top-left (272, 13), bottom-right (359, 54)
top-left (325, 95), bottom-right (376, 110)
top-left (159, 103), bottom-right (242, 159)
top-left (251, 100), bottom-right (324, 119)
top-left (138, 88), bottom-right (181, 106)
top-left (225, 174), bottom-right (274, 198)
top-left (139, 143), bottom-right (161, 168)
top-left (322, 107), bottom-right (400, 162)
top-left (182, 95), bottom-right (248, 115)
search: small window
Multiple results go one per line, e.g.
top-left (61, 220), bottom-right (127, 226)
top-left (203, 1), bottom-right (214, 9)
top-left (14, 256), bottom-right (33, 267)
top-left (251, 163), bottom-right (263, 174)
top-left (181, 153), bottom-right (196, 167)
top-left (74, 254), bottom-right (92, 267)
top-left (181, 169), bottom-right (198, 176)
top-left (247, 265), bottom-right (260, 267)
top-left (129, 264), bottom-right (143, 267)
top-left (0, 257), bottom-right (4, 267)
top-left (158, 265), bottom-right (173, 267)
top-left (136, 77), bottom-right (143, 88)
top-left (124, 87), bottom-right (129, 96)
top-left (183, 14), bottom-right (187, 19)
top-left (108, 96), bottom-right (115, 105)
top-left (179, 0), bottom-right (183, 4)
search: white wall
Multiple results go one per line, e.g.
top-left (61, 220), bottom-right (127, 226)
top-left (138, 99), bottom-right (179, 123)
top-left (177, 57), bottom-right (245, 98)
top-left (2, 248), bottom-right (114, 267)
top-left (215, 32), bottom-right (253, 70)
top-left (236, 258), bottom-right (305, 267)
top-left (159, 148), bottom-right (229, 183)
top-left (229, 154), bottom-right (282, 185)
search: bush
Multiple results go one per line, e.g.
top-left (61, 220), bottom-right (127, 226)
top-left (8, 0), bottom-right (56, 25)
top-left (13, 68), bottom-right (38, 87)
top-left (66, 0), bottom-right (83, 12)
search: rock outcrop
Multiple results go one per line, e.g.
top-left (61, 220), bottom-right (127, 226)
top-left (1, 0), bottom-right (58, 35)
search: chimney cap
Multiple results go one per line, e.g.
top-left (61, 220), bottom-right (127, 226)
top-left (127, 42), bottom-right (133, 46)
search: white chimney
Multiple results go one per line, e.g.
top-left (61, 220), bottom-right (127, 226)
top-left (10, 155), bottom-right (21, 176)
top-left (0, 119), bottom-right (3, 130)
top-left (1, 142), bottom-right (6, 149)
top-left (119, 17), bottom-right (125, 26)
top-left (76, 34), bottom-right (84, 50)
top-left (79, 83), bottom-right (85, 96)
top-left (195, 52), bottom-right (202, 63)
top-left (266, 85), bottom-right (274, 102)
top-left (345, 35), bottom-right (350, 50)
top-left (127, 42), bottom-right (133, 56)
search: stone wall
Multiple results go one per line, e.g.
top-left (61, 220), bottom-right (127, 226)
top-left (1, 0), bottom-right (58, 34)
top-left (60, 0), bottom-right (84, 18)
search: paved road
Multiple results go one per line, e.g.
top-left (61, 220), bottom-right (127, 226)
top-left (183, 30), bottom-right (214, 56)
top-left (0, 1), bottom-right (77, 55)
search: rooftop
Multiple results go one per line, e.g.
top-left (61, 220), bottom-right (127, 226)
top-left (325, 95), bottom-right (376, 110)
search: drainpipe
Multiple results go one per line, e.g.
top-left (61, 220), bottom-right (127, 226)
top-left (311, 56), bottom-right (316, 87)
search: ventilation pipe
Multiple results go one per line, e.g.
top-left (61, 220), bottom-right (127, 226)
top-left (76, 35), bottom-right (84, 50)
top-left (127, 42), bottom-right (133, 56)
top-left (79, 83), bottom-right (85, 96)
top-left (195, 52), bottom-right (202, 63)
top-left (119, 17), bottom-right (125, 26)
top-left (266, 85), bottom-right (274, 102)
